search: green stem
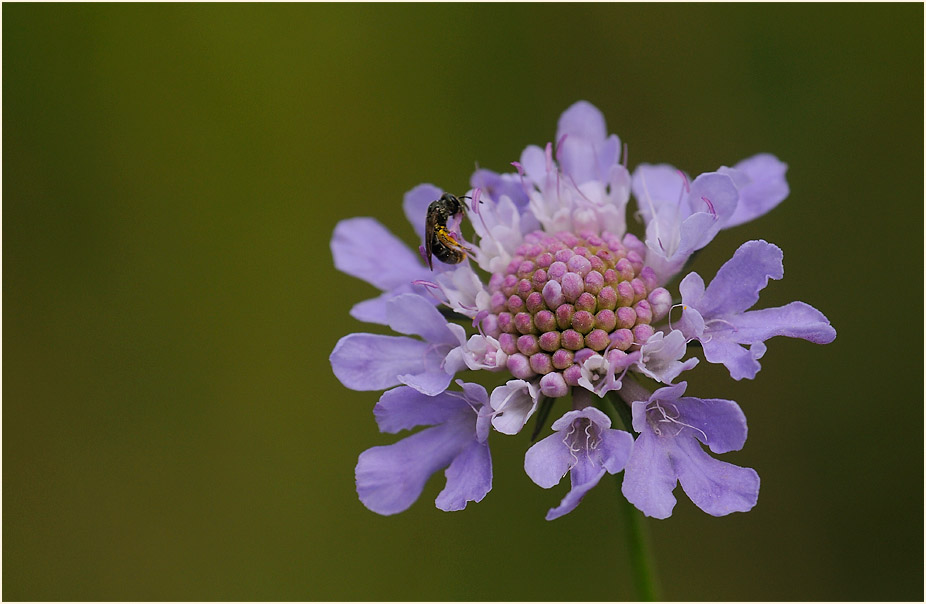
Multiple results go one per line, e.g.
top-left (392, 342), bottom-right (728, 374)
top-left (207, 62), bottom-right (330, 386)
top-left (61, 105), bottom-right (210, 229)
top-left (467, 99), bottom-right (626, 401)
top-left (600, 390), bottom-right (661, 601)
top-left (615, 475), bottom-right (661, 601)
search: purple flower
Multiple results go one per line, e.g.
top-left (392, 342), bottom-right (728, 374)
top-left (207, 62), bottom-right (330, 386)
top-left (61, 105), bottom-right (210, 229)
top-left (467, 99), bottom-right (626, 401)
top-left (676, 240), bottom-right (837, 380)
top-left (630, 153), bottom-right (789, 285)
top-left (621, 382), bottom-right (759, 519)
top-left (330, 100), bottom-right (833, 520)
top-left (356, 382), bottom-right (493, 515)
top-left (525, 402), bottom-right (633, 520)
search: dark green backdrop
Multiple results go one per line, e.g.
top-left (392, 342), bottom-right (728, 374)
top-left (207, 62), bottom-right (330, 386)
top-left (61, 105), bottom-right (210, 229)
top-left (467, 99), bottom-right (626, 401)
top-left (4, 4), bottom-right (923, 601)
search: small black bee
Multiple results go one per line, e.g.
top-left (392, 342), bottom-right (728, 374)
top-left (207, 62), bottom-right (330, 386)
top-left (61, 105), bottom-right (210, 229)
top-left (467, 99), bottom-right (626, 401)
top-left (424, 193), bottom-right (471, 270)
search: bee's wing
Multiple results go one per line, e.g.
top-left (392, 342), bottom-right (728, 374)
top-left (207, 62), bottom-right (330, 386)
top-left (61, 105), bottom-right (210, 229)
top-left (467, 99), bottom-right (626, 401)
top-left (424, 206), bottom-right (436, 270)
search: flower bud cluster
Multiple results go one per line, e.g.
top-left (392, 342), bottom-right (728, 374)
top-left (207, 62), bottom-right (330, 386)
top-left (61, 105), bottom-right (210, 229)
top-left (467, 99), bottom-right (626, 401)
top-left (482, 229), bottom-right (671, 397)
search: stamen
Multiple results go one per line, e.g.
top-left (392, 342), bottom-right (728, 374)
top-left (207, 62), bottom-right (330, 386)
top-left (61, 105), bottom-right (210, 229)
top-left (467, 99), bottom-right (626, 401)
top-left (411, 279), bottom-right (449, 306)
top-left (700, 196), bottom-right (717, 218)
top-left (667, 302), bottom-right (686, 331)
top-left (676, 169), bottom-right (690, 194)
top-left (646, 401), bottom-right (708, 442)
top-left (622, 142), bottom-right (629, 170)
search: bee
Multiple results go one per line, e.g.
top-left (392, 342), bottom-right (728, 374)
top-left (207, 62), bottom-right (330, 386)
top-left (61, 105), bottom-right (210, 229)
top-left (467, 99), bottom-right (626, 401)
top-left (424, 193), bottom-right (471, 270)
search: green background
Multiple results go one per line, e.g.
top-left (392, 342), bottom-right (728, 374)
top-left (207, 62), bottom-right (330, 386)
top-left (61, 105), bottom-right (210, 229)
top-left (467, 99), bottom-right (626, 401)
top-left (4, 4), bottom-right (922, 601)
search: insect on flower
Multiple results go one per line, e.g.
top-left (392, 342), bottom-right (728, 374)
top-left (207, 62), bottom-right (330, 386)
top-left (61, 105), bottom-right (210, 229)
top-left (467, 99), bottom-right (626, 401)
top-left (424, 193), bottom-right (471, 270)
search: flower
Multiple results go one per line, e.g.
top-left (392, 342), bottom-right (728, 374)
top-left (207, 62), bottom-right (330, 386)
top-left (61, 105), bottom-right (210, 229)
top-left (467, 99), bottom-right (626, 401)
top-left (675, 240), bottom-right (837, 380)
top-left (620, 382), bottom-right (759, 520)
top-left (525, 402), bottom-right (633, 520)
top-left (331, 100), bottom-right (835, 520)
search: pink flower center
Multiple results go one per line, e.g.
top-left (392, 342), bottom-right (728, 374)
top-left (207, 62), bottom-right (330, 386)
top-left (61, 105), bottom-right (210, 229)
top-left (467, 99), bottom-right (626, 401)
top-left (482, 229), bottom-right (668, 394)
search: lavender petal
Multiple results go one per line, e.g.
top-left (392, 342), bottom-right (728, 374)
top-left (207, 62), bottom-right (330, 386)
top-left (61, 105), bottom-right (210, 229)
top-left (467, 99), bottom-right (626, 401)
top-left (330, 333), bottom-right (433, 391)
top-left (674, 435), bottom-right (760, 517)
top-left (373, 386), bottom-right (470, 434)
top-left (331, 217), bottom-right (427, 290)
top-left (721, 153), bottom-right (789, 229)
top-left (435, 439), bottom-right (492, 511)
top-left (355, 422), bottom-right (468, 515)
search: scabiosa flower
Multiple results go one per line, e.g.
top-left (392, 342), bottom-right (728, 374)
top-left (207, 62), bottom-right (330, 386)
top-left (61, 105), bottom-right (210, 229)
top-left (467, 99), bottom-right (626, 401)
top-left (330, 100), bottom-right (835, 519)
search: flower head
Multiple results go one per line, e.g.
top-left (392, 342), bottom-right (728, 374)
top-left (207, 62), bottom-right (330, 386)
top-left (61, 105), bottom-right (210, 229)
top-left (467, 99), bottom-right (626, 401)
top-left (331, 101), bottom-right (835, 520)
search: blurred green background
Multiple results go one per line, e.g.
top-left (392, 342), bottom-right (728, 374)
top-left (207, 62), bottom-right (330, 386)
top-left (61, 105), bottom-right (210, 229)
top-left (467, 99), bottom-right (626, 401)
top-left (4, 3), bottom-right (922, 601)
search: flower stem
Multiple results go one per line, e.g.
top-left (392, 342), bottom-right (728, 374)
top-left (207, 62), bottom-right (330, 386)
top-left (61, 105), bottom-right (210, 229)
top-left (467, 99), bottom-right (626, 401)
top-left (600, 390), bottom-right (660, 601)
top-left (614, 475), bottom-right (661, 601)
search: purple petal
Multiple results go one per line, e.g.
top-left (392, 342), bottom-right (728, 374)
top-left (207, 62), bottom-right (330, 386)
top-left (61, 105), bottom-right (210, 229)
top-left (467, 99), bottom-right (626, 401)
top-left (722, 301), bottom-right (837, 345)
top-left (721, 154), bottom-right (789, 229)
top-left (674, 435), bottom-right (759, 516)
top-left (556, 100), bottom-right (607, 144)
top-left (330, 333), bottom-right (432, 391)
top-left (558, 136), bottom-right (599, 185)
top-left (701, 301), bottom-right (835, 380)
top-left (694, 240), bottom-right (784, 317)
top-left (524, 431), bottom-right (572, 489)
top-left (519, 144), bottom-right (548, 186)
top-left (397, 369), bottom-right (454, 397)
top-left (331, 218), bottom-right (427, 291)
top-left (403, 183), bottom-right (443, 241)
top-left (355, 422), bottom-right (469, 515)
top-left (671, 396), bottom-right (748, 455)
top-left (621, 426), bottom-right (679, 519)
top-left (373, 386), bottom-right (470, 434)
top-left (598, 429), bottom-right (634, 474)
top-left (545, 457), bottom-right (606, 521)
top-left (701, 336), bottom-right (766, 381)
top-left (632, 163), bottom-right (686, 224)
top-left (349, 282), bottom-right (435, 325)
top-left (688, 172), bottom-right (738, 224)
top-left (675, 172), bottom-right (738, 253)
top-left (435, 439), bottom-right (492, 511)
top-left (470, 169), bottom-right (529, 209)
top-left (387, 293), bottom-right (455, 345)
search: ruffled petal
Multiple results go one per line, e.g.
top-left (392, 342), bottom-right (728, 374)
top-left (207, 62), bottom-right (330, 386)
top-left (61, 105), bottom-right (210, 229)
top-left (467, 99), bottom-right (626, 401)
top-left (386, 293), bottom-right (455, 345)
top-left (355, 422), bottom-right (468, 515)
top-left (545, 457), bottom-right (606, 521)
top-left (435, 438), bottom-right (492, 511)
top-left (621, 427), bottom-right (679, 520)
top-left (331, 217), bottom-right (427, 291)
top-left (720, 301), bottom-right (837, 345)
top-left (403, 183), bottom-right (443, 241)
top-left (373, 386), bottom-right (470, 434)
top-left (721, 153), bottom-right (789, 229)
top-left (697, 240), bottom-right (784, 317)
top-left (701, 335), bottom-right (765, 381)
top-left (524, 431), bottom-right (572, 489)
top-left (330, 333), bottom-right (432, 391)
top-left (674, 435), bottom-right (760, 517)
